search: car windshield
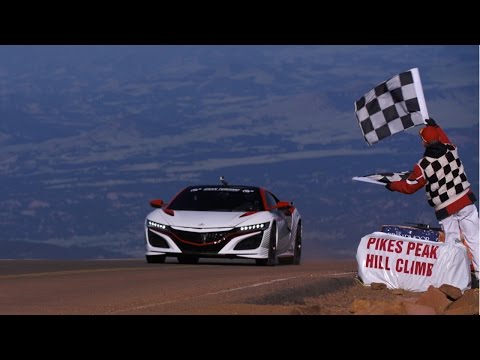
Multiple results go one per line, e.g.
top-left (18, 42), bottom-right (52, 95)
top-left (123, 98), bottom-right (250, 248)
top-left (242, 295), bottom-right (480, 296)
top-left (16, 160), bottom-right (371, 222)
top-left (169, 186), bottom-right (264, 212)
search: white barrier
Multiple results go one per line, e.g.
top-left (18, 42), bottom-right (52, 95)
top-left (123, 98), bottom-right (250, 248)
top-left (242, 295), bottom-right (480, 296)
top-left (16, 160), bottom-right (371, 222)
top-left (356, 232), bottom-right (471, 292)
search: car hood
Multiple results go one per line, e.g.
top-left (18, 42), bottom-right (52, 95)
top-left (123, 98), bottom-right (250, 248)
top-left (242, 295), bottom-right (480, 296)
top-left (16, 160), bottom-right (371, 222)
top-left (155, 210), bottom-right (252, 229)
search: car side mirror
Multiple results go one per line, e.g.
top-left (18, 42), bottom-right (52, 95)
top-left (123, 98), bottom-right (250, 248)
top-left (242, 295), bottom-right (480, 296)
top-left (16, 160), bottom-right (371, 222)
top-left (149, 199), bottom-right (164, 208)
top-left (274, 201), bottom-right (291, 209)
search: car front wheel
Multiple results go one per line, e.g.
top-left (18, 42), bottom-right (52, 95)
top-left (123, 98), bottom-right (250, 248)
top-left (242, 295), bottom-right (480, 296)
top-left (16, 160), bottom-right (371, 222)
top-left (256, 223), bottom-right (277, 266)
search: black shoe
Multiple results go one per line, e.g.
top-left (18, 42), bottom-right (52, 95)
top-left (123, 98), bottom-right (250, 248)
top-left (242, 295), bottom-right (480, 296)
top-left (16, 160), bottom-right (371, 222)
top-left (471, 273), bottom-right (479, 289)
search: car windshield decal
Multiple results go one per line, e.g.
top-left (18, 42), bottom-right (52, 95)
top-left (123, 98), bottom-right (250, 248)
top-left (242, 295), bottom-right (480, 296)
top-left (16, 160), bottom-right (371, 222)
top-left (190, 187), bottom-right (255, 193)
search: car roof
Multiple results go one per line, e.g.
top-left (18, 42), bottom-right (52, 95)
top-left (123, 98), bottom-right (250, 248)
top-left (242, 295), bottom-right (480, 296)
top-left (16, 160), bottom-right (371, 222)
top-left (184, 185), bottom-right (262, 190)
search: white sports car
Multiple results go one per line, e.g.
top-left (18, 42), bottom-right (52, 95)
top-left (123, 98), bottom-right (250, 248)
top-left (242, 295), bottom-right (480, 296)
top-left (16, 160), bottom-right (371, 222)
top-left (144, 180), bottom-right (302, 266)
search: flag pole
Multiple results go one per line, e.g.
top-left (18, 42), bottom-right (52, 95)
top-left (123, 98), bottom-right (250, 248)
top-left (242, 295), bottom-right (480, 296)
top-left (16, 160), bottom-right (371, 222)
top-left (352, 177), bottom-right (387, 185)
top-left (410, 68), bottom-right (429, 123)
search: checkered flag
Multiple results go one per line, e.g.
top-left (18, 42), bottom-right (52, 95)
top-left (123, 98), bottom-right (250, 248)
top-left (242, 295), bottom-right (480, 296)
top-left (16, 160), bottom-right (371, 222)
top-left (354, 68), bottom-right (429, 145)
top-left (352, 171), bottom-right (412, 185)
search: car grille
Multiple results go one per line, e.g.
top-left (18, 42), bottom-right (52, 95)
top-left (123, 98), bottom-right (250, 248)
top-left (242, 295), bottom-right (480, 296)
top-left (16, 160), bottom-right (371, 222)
top-left (170, 229), bottom-right (233, 245)
top-left (167, 229), bottom-right (235, 254)
top-left (174, 241), bottom-right (227, 254)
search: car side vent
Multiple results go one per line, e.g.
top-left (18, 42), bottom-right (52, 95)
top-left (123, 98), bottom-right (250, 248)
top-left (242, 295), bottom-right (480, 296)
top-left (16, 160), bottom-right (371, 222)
top-left (234, 233), bottom-right (263, 250)
top-left (148, 230), bottom-right (170, 248)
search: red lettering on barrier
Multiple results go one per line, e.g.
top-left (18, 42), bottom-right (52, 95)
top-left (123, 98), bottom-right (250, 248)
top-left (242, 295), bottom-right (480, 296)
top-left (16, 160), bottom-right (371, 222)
top-left (394, 258), bottom-right (433, 277)
top-left (421, 244), bottom-right (431, 258)
top-left (366, 253), bottom-right (374, 268)
top-left (414, 260), bottom-right (426, 275)
top-left (379, 238), bottom-right (387, 251)
top-left (387, 240), bottom-right (395, 253)
top-left (367, 237), bottom-right (376, 250)
top-left (366, 237), bottom-right (404, 254)
top-left (427, 263), bottom-right (433, 276)
top-left (367, 237), bottom-right (439, 259)
top-left (396, 258), bottom-right (403, 272)
top-left (406, 242), bottom-right (416, 255)
top-left (415, 243), bottom-right (423, 257)
top-left (395, 241), bottom-right (403, 253)
top-left (402, 241), bottom-right (440, 259)
top-left (412, 243), bottom-right (439, 259)
top-left (365, 254), bottom-right (390, 270)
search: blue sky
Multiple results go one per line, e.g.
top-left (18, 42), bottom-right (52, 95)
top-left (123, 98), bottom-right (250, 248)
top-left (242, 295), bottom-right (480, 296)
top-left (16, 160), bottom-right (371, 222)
top-left (0, 45), bottom-right (478, 259)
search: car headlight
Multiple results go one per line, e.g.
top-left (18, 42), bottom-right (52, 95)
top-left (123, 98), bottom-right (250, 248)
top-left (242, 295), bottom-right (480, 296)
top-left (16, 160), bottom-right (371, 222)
top-left (238, 222), bottom-right (270, 232)
top-left (147, 220), bottom-right (169, 230)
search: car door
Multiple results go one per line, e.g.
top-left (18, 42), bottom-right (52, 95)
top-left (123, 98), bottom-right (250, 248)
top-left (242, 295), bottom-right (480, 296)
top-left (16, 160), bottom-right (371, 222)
top-left (265, 191), bottom-right (291, 255)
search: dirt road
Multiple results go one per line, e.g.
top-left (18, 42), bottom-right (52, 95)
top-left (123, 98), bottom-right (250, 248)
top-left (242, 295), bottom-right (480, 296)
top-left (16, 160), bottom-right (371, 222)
top-left (0, 258), bottom-right (357, 314)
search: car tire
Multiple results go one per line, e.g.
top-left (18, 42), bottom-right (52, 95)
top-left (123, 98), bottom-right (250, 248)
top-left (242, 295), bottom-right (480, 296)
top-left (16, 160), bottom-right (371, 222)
top-left (177, 255), bottom-right (199, 264)
top-left (278, 256), bottom-right (294, 265)
top-left (146, 255), bottom-right (166, 263)
top-left (256, 223), bottom-right (277, 266)
top-left (255, 258), bottom-right (267, 266)
top-left (293, 222), bottom-right (302, 265)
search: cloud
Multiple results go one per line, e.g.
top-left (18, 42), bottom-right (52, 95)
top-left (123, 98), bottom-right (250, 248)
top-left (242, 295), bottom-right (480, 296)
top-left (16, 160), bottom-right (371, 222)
top-left (45, 175), bottom-right (200, 189)
top-left (28, 231), bottom-right (143, 255)
top-left (164, 147), bottom-right (394, 174)
top-left (27, 200), bottom-right (50, 209)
